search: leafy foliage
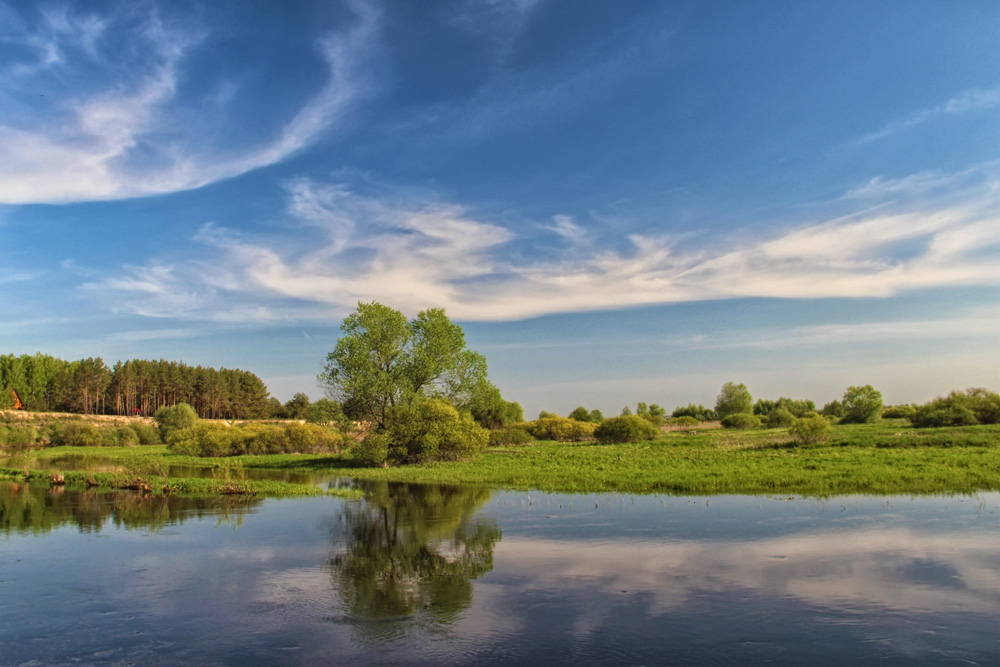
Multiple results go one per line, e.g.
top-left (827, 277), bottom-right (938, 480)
top-left (319, 302), bottom-right (509, 430)
top-left (910, 388), bottom-right (1000, 427)
top-left (715, 382), bottom-right (753, 420)
top-left (789, 415), bottom-right (832, 444)
top-left (764, 407), bottom-right (797, 428)
top-left (167, 421), bottom-right (344, 457)
top-left (720, 413), bottom-right (761, 429)
top-left (593, 415), bottom-right (660, 444)
top-left (154, 403), bottom-right (199, 441)
top-left (358, 398), bottom-right (488, 466)
top-left (841, 385), bottom-right (884, 424)
top-left (522, 416), bottom-right (597, 442)
top-left (671, 403), bottom-right (715, 421)
top-left (488, 425), bottom-right (534, 447)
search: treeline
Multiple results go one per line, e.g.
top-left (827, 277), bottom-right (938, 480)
top-left (0, 353), bottom-right (271, 419)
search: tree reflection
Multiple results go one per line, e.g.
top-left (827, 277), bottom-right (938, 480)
top-left (329, 481), bottom-right (501, 635)
top-left (0, 481), bottom-right (261, 534)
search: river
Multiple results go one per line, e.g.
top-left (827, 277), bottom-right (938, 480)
top-left (0, 480), bottom-right (997, 665)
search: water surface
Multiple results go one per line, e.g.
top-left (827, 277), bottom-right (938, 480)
top-left (0, 481), bottom-right (996, 665)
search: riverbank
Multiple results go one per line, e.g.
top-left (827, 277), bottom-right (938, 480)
top-left (7, 421), bottom-right (998, 497)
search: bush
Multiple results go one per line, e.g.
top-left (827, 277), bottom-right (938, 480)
top-left (167, 422), bottom-right (236, 457)
top-left (355, 432), bottom-right (390, 467)
top-left (488, 425), bottom-right (534, 447)
top-left (0, 424), bottom-right (39, 447)
top-left (285, 423), bottom-right (343, 453)
top-left (789, 415), bottom-right (832, 444)
top-left (910, 404), bottom-right (978, 428)
top-left (373, 399), bottom-right (489, 465)
top-left (154, 403), bottom-right (199, 441)
top-left (131, 422), bottom-right (162, 445)
top-left (765, 407), bottom-right (797, 428)
top-left (238, 424), bottom-right (290, 455)
top-left (101, 426), bottom-right (140, 447)
top-left (523, 416), bottom-right (597, 442)
top-left (50, 421), bottom-right (103, 446)
top-left (882, 404), bottom-right (916, 420)
top-left (720, 413), bottom-right (761, 430)
top-left (593, 415), bottom-right (660, 444)
top-left (665, 415), bottom-right (700, 428)
top-left (911, 388), bottom-right (1000, 427)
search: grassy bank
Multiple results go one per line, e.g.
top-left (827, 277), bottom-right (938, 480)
top-left (11, 421), bottom-right (995, 497)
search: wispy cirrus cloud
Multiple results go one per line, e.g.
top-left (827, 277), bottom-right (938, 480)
top-left (848, 86), bottom-right (1000, 147)
top-left (84, 164), bottom-right (1000, 324)
top-left (0, 4), bottom-right (378, 205)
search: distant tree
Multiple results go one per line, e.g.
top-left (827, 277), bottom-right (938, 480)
top-left (715, 382), bottom-right (753, 420)
top-left (671, 403), bottom-right (714, 421)
top-left (568, 406), bottom-right (592, 422)
top-left (620, 406), bottom-right (632, 416)
top-left (284, 392), bottom-right (311, 419)
top-left (841, 385), bottom-right (883, 424)
top-left (306, 398), bottom-right (347, 425)
top-left (588, 409), bottom-right (604, 423)
top-left (821, 400), bottom-right (845, 418)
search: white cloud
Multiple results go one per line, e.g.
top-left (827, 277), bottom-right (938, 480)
top-left (85, 166), bottom-right (1000, 323)
top-left (0, 5), bottom-right (378, 204)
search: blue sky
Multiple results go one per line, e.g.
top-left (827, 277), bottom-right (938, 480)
top-left (1, 0), bottom-right (998, 416)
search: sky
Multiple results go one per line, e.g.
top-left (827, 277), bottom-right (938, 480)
top-left (1, 0), bottom-right (998, 417)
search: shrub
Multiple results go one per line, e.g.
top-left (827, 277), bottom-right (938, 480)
top-left (840, 385), bottom-right (883, 424)
top-left (154, 403), bottom-right (199, 441)
top-left (910, 404), bottom-right (978, 428)
top-left (488, 425), bottom-right (534, 447)
top-left (907, 388), bottom-right (1000, 428)
top-left (593, 415), bottom-right (660, 444)
top-left (238, 424), bottom-right (290, 455)
top-left (665, 415), bottom-right (700, 428)
top-left (789, 415), bottom-right (832, 444)
top-left (50, 421), bottom-right (103, 446)
top-left (355, 432), bottom-right (390, 467)
top-left (765, 407), bottom-right (797, 428)
top-left (523, 416), bottom-right (597, 442)
top-left (167, 422), bottom-right (237, 457)
top-left (101, 426), bottom-right (140, 447)
top-left (720, 413), bottom-right (761, 430)
top-left (0, 424), bottom-right (39, 448)
top-left (131, 422), bottom-right (162, 445)
top-left (882, 404), bottom-right (916, 420)
top-left (285, 423), bottom-right (343, 453)
top-left (375, 399), bottom-right (489, 465)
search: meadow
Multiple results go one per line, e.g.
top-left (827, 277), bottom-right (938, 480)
top-left (5, 420), bottom-right (997, 497)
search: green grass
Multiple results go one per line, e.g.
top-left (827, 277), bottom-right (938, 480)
top-left (5, 422), bottom-right (999, 497)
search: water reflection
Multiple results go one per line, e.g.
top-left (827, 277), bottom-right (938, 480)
top-left (0, 482), bottom-right (996, 665)
top-left (329, 481), bottom-right (502, 640)
top-left (0, 481), bottom-right (261, 534)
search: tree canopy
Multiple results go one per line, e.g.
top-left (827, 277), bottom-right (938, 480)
top-left (715, 381), bottom-right (753, 420)
top-left (319, 302), bottom-right (512, 429)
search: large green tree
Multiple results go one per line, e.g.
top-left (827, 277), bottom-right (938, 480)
top-left (319, 302), bottom-right (505, 429)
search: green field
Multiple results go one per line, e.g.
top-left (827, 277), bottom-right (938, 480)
top-left (7, 420), bottom-right (997, 497)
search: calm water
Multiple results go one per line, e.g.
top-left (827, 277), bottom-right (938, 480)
top-left (0, 480), bottom-right (997, 666)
